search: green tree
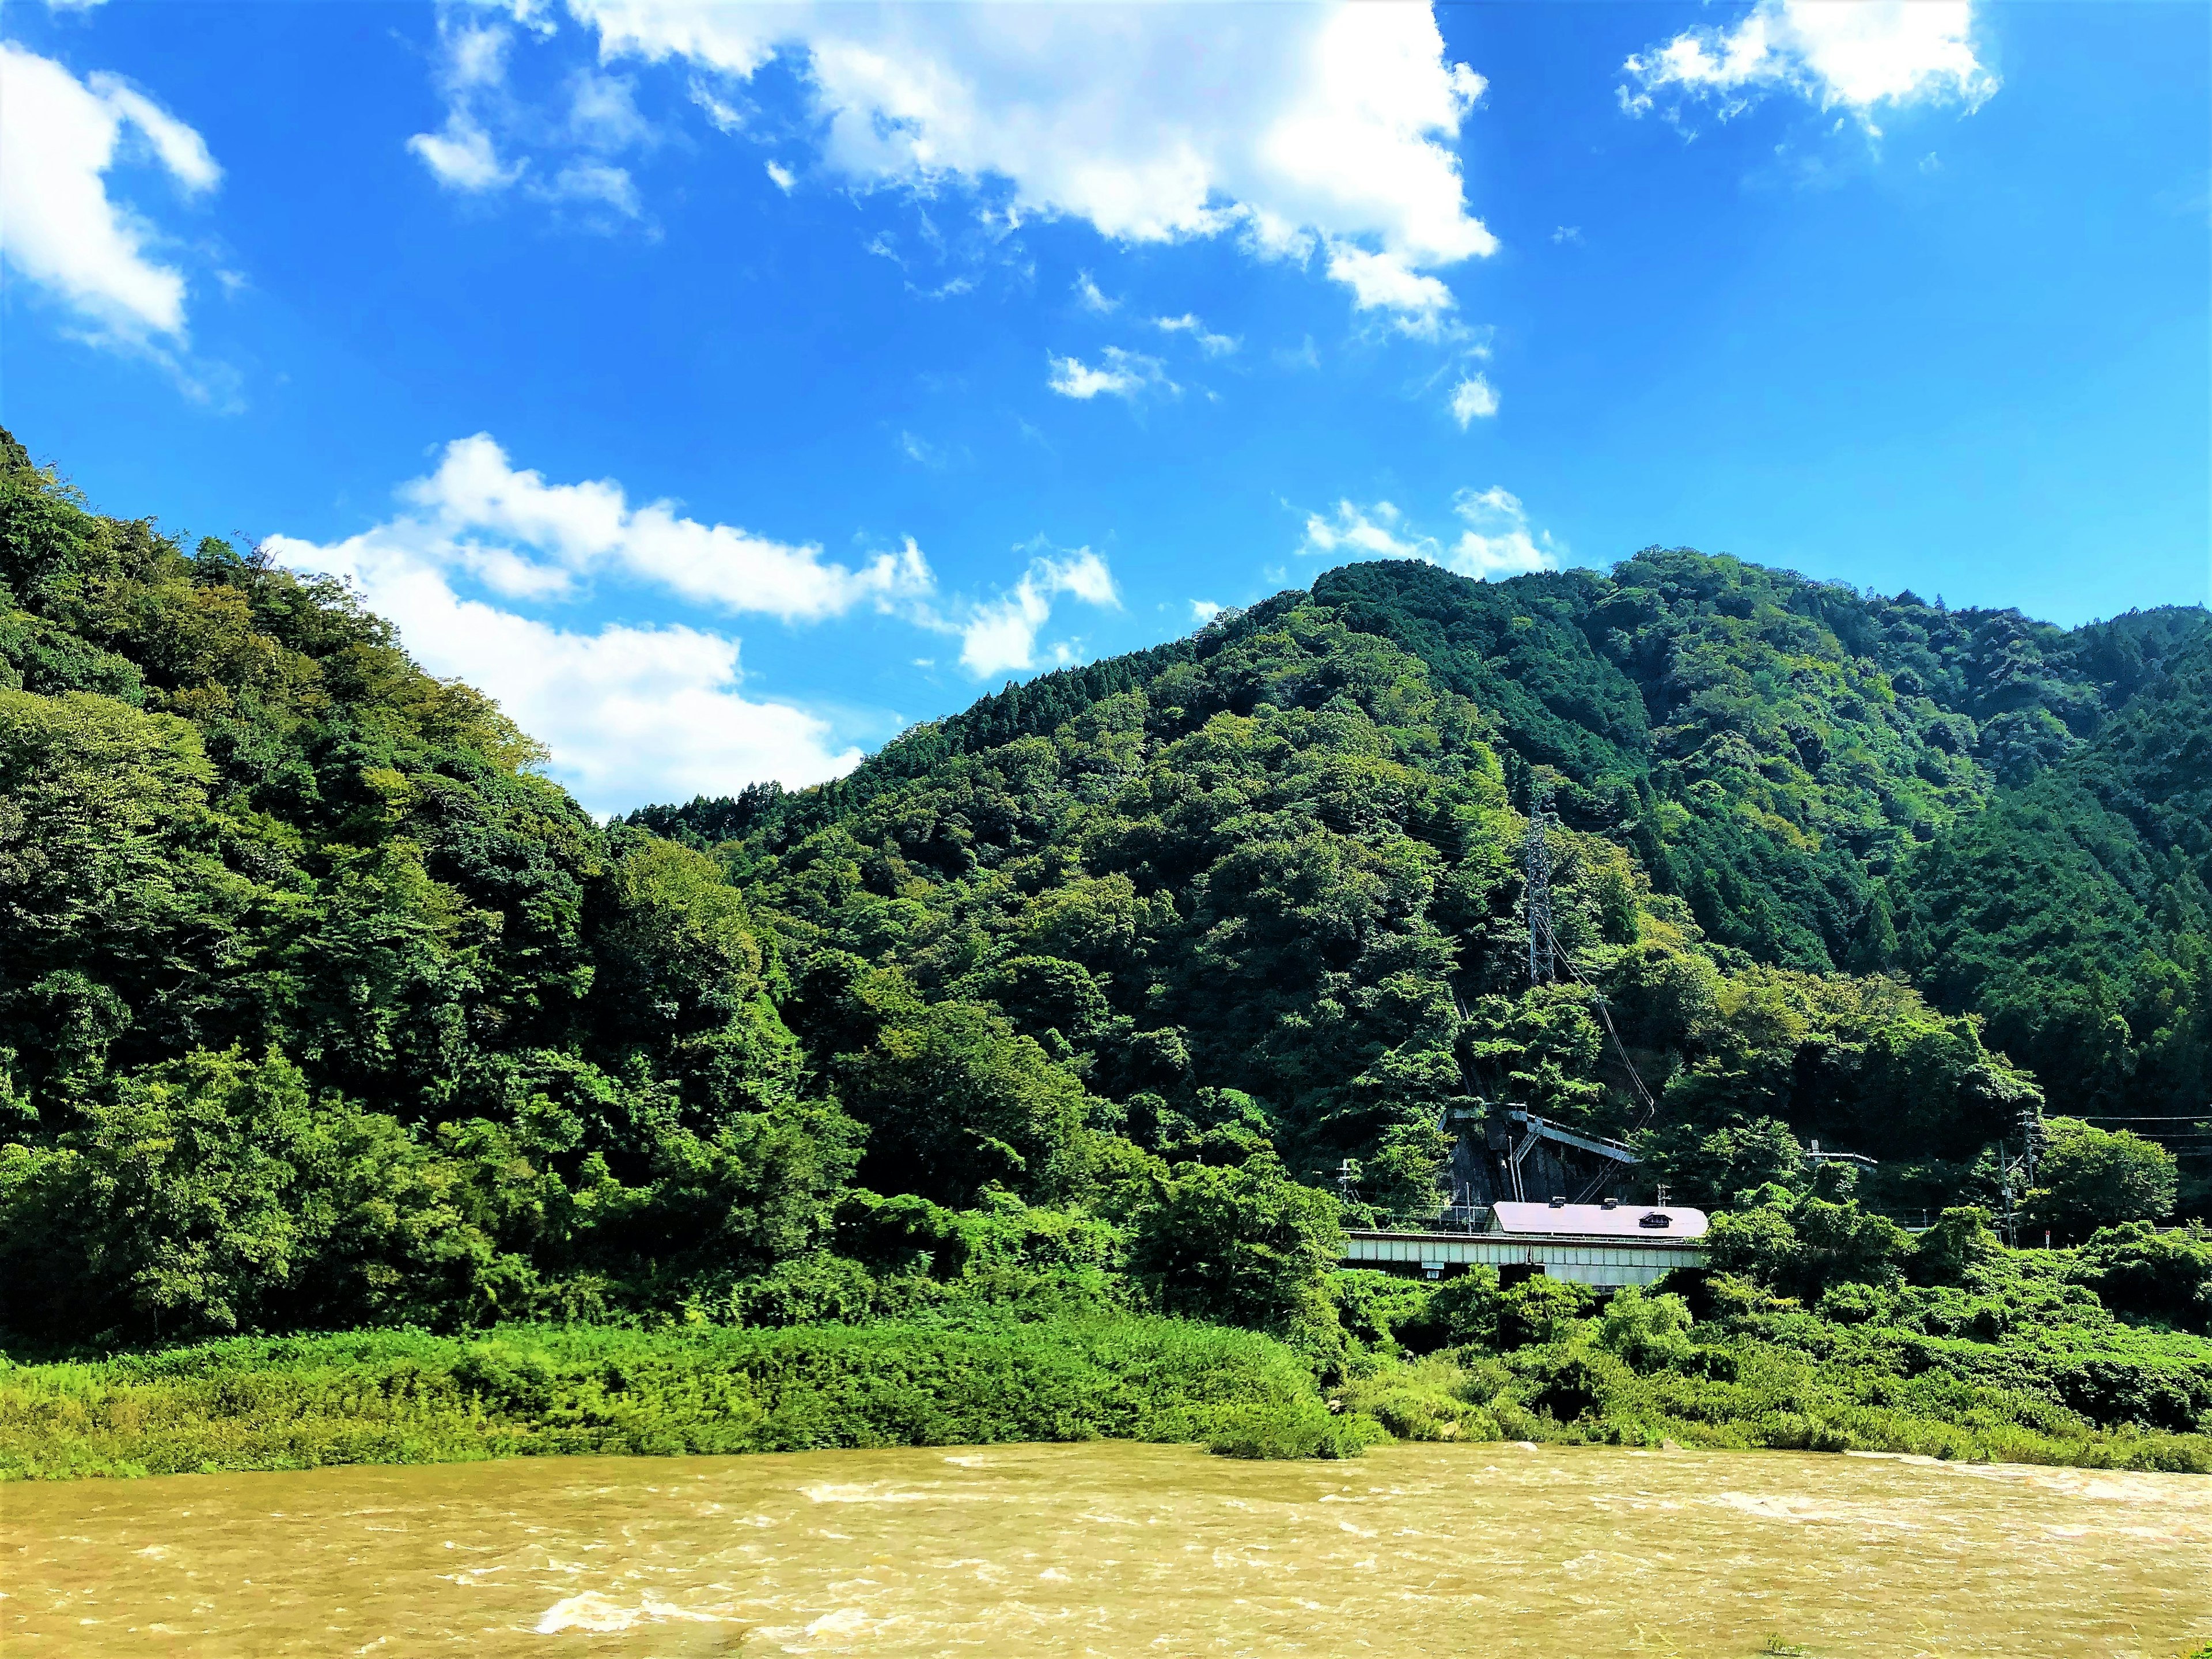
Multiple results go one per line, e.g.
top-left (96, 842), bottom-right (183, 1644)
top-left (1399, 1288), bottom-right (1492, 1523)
top-left (803, 961), bottom-right (1092, 1207)
top-left (1910, 1206), bottom-right (2000, 1286)
top-left (1129, 1153), bottom-right (1343, 1340)
top-left (2028, 1118), bottom-right (2179, 1239)
top-left (0, 1047), bottom-right (316, 1339)
top-left (2075, 1220), bottom-right (2212, 1332)
top-left (1705, 1192), bottom-right (1911, 1303)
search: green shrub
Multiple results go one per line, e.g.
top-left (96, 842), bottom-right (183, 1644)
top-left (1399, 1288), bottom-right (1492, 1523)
top-left (1335, 1353), bottom-right (1501, 1441)
top-left (0, 1314), bottom-right (1335, 1480)
top-left (1203, 1401), bottom-right (1384, 1460)
top-left (1396, 1266), bottom-right (1500, 1351)
top-left (1495, 1276), bottom-right (1596, 1347)
top-left (1597, 1286), bottom-right (1696, 1370)
top-left (1331, 1268), bottom-right (1434, 1352)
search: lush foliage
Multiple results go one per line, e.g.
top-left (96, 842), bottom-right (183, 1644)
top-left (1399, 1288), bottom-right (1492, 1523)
top-left (1332, 1199), bottom-right (2212, 1472)
top-left (3, 427), bottom-right (2209, 1477)
top-left (0, 1313), bottom-right (1334, 1480)
top-left (1, 433), bottom-right (861, 1342)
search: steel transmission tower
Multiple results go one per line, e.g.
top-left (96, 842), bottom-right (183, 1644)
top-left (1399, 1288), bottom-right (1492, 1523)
top-left (1525, 776), bottom-right (1554, 986)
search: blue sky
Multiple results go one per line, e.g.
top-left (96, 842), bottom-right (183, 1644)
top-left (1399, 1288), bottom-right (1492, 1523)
top-left (3, 1), bottom-right (2206, 813)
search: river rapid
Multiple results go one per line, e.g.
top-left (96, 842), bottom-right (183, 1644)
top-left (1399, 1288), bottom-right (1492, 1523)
top-left (6, 1441), bottom-right (2207, 1656)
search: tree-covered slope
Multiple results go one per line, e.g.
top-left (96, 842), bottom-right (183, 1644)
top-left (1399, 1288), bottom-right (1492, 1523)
top-left (0, 432), bottom-right (854, 1341)
top-left (3, 427), bottom-right (2203, 1360)
top-left (655, 555), bottom-right (2205, 1199)
top-left (1896, 634), bottom-right (2212, 1126)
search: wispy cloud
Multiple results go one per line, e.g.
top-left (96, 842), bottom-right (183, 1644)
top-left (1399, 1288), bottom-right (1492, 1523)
top-left (1445, 486), bottom-right (1562, 578)
top-left (1449, 373), bottom-right (1499, 427)
top-left (1047, 346), bottom-right (1177, 402)
top-left (1154, 313), bottom-right (1240, 356)
top-left (1074, 270), bottom-right (1118, 313)
top-left (296, 433), bottom-right (934, 623)
top-left (571, 3), bottom-right (1499, 324)
top-left (1298, 487), bottom-right (1562, 580)
top-left (0, 45), bottom-right (222, 346)
top-left (1301, 499), bottom-right (1431, 562)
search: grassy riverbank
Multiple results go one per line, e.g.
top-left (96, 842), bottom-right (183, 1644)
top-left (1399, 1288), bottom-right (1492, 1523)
top-left (7, 1291), bottom-right (2209, 1480)
top-left (0, 1315), bottom-right (1384, 1480)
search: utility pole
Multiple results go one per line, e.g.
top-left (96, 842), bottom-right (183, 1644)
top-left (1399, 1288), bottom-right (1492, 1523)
top-left (1526, 775), bottom-right (1554, 986)
top-left (1997, 1138), bottom-right (2017, 1248)
top-left (2016, 1102), bottom-right (2046, 1192)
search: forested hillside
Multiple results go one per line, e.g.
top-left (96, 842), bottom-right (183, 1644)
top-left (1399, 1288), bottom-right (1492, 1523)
top-left (3, 428), bottom-right (2206, 1373)
top-left (648, 549), bottom-right (2210, 1215)
top-left (1, 431), bottom-right (853, 1341)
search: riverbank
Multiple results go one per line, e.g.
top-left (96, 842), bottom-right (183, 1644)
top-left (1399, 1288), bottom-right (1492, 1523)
top-left (6, 1308), bottom-right (2209, 1481)
top-left (0, 1316), bottom-right (1375, 1480)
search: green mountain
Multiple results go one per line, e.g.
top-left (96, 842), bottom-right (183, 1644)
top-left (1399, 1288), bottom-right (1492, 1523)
top-left (2, 429), bottom-right (2204, 1350)
top-left (646, 551), bottom-right (2209, 1202)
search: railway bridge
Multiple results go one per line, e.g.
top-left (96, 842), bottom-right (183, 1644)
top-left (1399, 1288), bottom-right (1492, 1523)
top-left (1342, 1200), bottom-right (1709, 1289)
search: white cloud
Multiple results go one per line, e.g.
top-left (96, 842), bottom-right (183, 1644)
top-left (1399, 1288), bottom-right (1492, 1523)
top-left (956, 546), bottom-right (1118, 678)
top-left (256, 436), bottom-right (1125, 802)
top-left (264, 524), bottom-right (859, 812)
top-left (1323, 243), bottom-right (1456, 328)
top-left (691, 80), bottom-right (746, 134)
top-left (1622, 0), bottom-right (1998, 126)
top-left (1449, 373), bottom-right (1499, 427)
top-left (1300, 499), bottom-right (1431, 563)
top-left (1154, 313), bottom-right (1240, 357)
top-left (566, 69), bottom-right (650, 149)
top-left (0, 45), bottom-right (221, 343)
top-left (1047, 346), bottom-right (1176, 403)
top-left (84, 76), bottom-right (220, 192)
top-left (410, 12), bottom-right (656, 209)
top-left (898, 430), bottom-right (969, 471)
top-left (1298, 488), bottom-right (1561, 581)
top-left (569, 1), bottom-right (1496, 320)
top-left (372, 433), bottom-right (935, 622)
top-left (541, 160), bottom-right (641, 216)
top-left (252, 431), bottom-right (963, 809)
top-left (1189, 599), bottom-right (1224, 625)
top-left (764, 159), bottom-right (795, 192)
top-left (1073, 270), bottom-right (1118, 313)
top-left (408, 15), bottom-right (526, 191)
top-left (1446, 485), bottom-right (1560, 579)
top-left (408, 116), bottom-right (520, 191)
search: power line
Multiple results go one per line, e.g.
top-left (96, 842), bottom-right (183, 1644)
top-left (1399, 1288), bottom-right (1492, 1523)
top-left (1533, 910), bottom-right (1662, 1127)
top-left (1525, 777), bottom-right (1555, 987)
top-left (2075, 1114), bottom-right (2212, 1123)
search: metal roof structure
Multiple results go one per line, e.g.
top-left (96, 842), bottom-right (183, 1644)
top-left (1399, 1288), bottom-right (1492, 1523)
top-left (1488, 1200), bottom-right (1709, 1241)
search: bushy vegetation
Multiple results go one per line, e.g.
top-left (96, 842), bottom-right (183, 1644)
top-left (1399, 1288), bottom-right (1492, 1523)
top-left (1325, 1200), bottom-right (2212, 1473)
top-left (3, 427), bottom-right (2207, 1477)
top-left (0, 1313), bottom-right (1334, 1480)
top-left (10, 1201), bottom-right (2206, 1480)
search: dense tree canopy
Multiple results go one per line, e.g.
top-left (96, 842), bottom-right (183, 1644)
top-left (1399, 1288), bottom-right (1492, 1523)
top-left (2, 426), bottom-right (2206, 1354)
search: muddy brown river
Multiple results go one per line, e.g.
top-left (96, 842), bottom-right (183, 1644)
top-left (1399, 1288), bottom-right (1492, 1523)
top-left (4, 1441), bottom-right (2207, 1656)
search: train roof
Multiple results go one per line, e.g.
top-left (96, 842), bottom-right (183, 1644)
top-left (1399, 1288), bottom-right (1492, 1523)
top-left (1490, 1200), bottom-right (1709, 1240)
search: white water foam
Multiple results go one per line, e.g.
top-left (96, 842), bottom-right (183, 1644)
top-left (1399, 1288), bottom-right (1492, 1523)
top-left (529, 1591), bottom-right (738, 1635)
